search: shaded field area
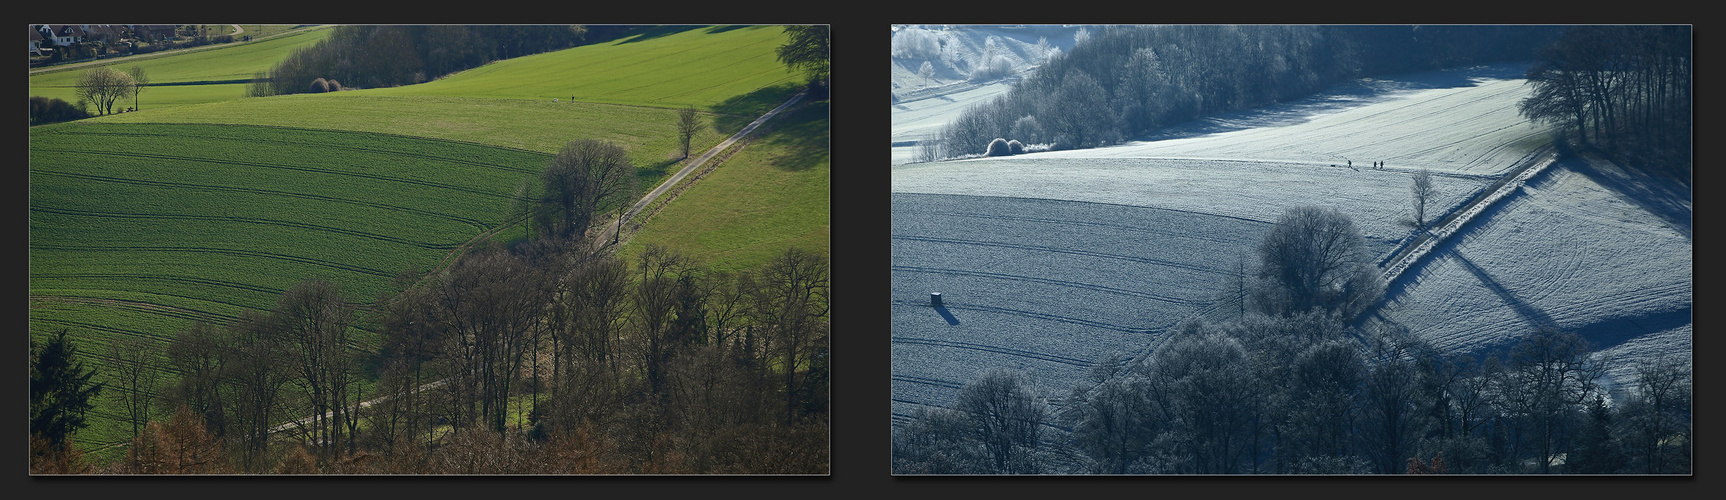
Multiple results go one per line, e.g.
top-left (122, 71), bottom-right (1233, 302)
top-left (890, 193), bottom-right (1268, 427)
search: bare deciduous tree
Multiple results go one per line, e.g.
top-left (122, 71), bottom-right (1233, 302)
top-left (126, 66), bottom-right (149, 111)
top-left (1411, 168), bottom-right (1436, 229)
top-left (74, 66), bottom-right (132, 115)
top-left (956, 369), bottom-right (1048, 474)
top-left (538, 139), bottom-right (637, 241)
top-left (676, 106), bottom-right (701, 159)
top-left (106, 336), bottom-right (162, 441)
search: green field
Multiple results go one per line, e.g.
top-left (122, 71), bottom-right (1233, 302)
top-left (30, 122), bottom-right (547, 454)
top-left (619, 100), bottom-right (831, 275)
top-left (28, 24), bottom-right (826, 464)
top-left (29, 26), bottom-right (334, 109)
top-left (372, 25), bottom-right (801, 111)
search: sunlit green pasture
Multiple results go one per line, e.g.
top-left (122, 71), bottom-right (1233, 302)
top-left (370, 25), bottom-right (802, 112)
top-left (619, 100), bottom-right (830, 275)
top-left (97, 93), bottom-right (737, 202)
top-left (28, 26), bottom-right (333, 109)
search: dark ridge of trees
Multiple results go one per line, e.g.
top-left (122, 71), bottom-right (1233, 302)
top-left (253, 25), bottom-right (589, 96)
top-left (922, 25), bottom-right (1565, 159)
top-left (1518, 25), bottom-right (1691, 177)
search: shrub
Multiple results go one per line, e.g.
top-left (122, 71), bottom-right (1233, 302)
top-left (1007, 140), bottom-right (1025, 155)
top-left (29, 96), bottom-right (91, 125)
top-left (309, 77), bottom-right (328, 93)
top-left (326, 79), bottom-right (342, 92)
top-left (984, 138), bottom-right (1012, 157)
top-left (1009, 115), bottom-right (1042, 145)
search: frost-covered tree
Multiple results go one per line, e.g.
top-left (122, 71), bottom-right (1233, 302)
top-left (1411, 168), bottom-right (1436, 229)
top-left (956, 369), bottom-right (1048, 474)
top-left (1251, 206), bottom-right (1383, 319)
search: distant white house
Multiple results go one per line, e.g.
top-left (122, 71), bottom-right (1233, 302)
top-left (47, 25), bottom-right (85, 46)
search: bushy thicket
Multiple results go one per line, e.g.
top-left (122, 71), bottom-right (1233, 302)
top-left (923, 25), bottom-right (1565, 159)
top-left (984, 138), bottom-right (1012, 156)
top-left (253, 25), bottom-right (587, 95)
top-left (29, 96), bottom-right (91, 125)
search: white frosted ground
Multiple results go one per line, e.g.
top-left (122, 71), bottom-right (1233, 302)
top-left (1030, 64), bottom-right (1550, 176)
top-left (891, 60), bottom-right (1688, 426)
top-left (893, 156), bottom-right (1489, 259)
top-left (1378, 157), bottom-right (1691, 392)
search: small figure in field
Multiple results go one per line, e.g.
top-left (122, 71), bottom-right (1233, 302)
top-left (1348, 160), bottom-right (1352, 168)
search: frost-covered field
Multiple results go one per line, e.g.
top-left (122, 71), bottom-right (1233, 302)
top-left (1030, 64), bottom-right (1550, 176)
top-left (894, 157), bottom-right (1488, 260)
top-left (1379, 157), bottom-right (1692, 391)
top-left (891, 193), bottom-right (1267, 422)
top-left (890, 58), bottom-right (1689, 428)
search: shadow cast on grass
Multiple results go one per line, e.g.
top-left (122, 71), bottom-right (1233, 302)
top-left (709, 83), bottom-right (807, 133)
top-left (613, 25), bottom-right (703, 44)
top-left (1564, 156), bottom-right (1692, 240)
top-left (758, 100), bottom-right (829, 172)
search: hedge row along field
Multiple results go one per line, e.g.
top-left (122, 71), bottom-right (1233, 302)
top-left (30, 122), bottom-right (548, 454)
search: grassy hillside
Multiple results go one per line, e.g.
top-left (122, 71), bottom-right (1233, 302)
top-left (371, 25), bottom-right (801, 112)
top-left (28, 26), bottom-right (334, 109)
top-left (28, 24), bottom-right (825, 464)
top-left (619, 99), bottom-right (830, 275)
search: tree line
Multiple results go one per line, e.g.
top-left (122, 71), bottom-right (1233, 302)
top-left (892, 206), bottom-right (1690, 474)
top-left (248, 25), bottom-right (590, 96)
top-left (920, 25), bottom-right (1564, 160)
top-left (1518, 25), bottom-right (1691, 177)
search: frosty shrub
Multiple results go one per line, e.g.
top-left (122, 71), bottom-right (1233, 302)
top-left (1010, 115), bottom-right (1042, 145)
top-left (968, 55), bottom-right (1015, 82)
top-left (892, 26), bottom-right (943, 60)
top-left (1007, 140), bottom-right (1025, 155)
top-left (984, 138), bottom-right (1012, 157)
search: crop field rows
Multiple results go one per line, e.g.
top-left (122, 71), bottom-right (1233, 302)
top-left (890, 193), bottom-right (1269, 427)
top-left (30, 122), bottom-right (551, 450)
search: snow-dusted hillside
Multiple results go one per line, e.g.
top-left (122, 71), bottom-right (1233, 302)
top-left (890, 58), bottom-right (1691, 429)
top-left (890, 25), bottom-right (1087, 165)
